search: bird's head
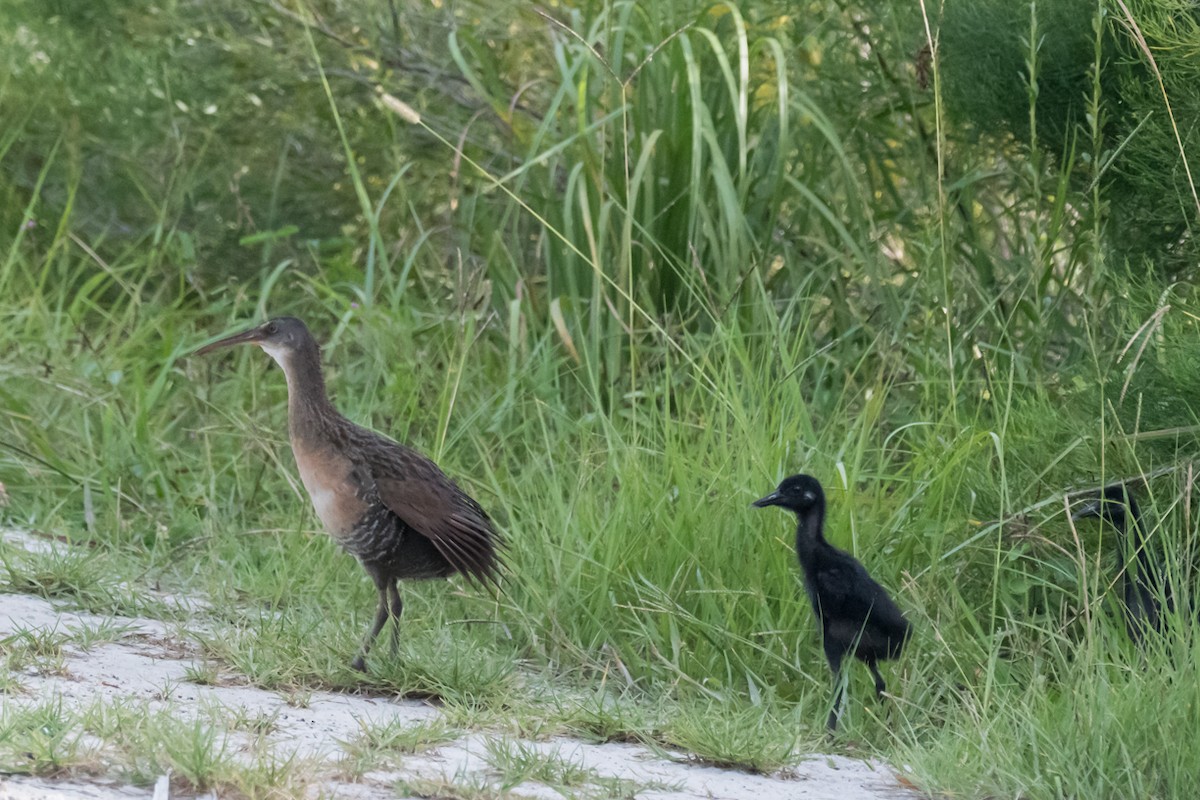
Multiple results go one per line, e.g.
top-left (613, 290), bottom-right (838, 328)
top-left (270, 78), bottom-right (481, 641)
top-left (1072, 483), bottom-right (1132, 527)
top-left (753, 474), bottom-right (825, 514)
top-left (194, 316), bottom-right (314, 368)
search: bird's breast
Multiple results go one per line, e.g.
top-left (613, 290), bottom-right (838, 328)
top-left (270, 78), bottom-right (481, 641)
top-left (292, 442), bottom-right (368, 537)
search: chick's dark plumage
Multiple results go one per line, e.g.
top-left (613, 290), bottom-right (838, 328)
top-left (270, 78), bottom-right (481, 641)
top-left (755, 474), bottom-right (911, 730)
top-left (1072, 483), bottom-right (1169, 644)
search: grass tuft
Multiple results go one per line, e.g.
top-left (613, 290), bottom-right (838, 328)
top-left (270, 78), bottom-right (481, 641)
top-left (0, 699), bottom-right (100, 777)
top-left (657, 699), bottom-right (797, 774)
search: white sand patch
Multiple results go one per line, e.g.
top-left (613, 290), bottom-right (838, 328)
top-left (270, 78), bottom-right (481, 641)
top-left (2, 528), bottom-right (64, 556)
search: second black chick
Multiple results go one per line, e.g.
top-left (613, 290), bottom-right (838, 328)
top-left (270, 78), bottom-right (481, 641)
top-left (1072, 483), bottom-right (1170, 644)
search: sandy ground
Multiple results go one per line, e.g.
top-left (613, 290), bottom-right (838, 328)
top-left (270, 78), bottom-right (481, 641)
top-left (0, 531), bottom-right (918, 799)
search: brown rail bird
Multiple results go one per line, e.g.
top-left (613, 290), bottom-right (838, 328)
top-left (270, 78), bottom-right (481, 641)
top-left (754, 474), bottom-right (912, 731)
top-left (196, 316), bottom-right (502, 671)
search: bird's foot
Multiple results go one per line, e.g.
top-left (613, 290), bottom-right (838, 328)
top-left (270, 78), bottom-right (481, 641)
top-left (350, 654), bottom-right (368, 673)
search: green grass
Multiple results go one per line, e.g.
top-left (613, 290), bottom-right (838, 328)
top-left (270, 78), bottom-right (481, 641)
top-left (0, 543), bottom-right (175, 619)
top-left (559, 690), bottom-right (653, 745)
top-left (657, 698), bottom-right (798, 773)
top-left (3, 0), bottom-right (1200, 797)
top-left (80, 698), bottom-right (318, 795)
top-left (0, 627), bottom-right (71, 677)
top-left (340, 716), bottom-right (459, 776)
top-left (397, 772), bottom-right (517, 800)
top-left (0, 698), bottom-right (100, 777)
top-left (482, 737), bottom-right (593, 791)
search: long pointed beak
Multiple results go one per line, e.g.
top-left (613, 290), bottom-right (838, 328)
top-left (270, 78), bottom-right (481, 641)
top-left (193, 326), bottom-right (265, 356)
top-left (752, 491), bottom-right (781, 509)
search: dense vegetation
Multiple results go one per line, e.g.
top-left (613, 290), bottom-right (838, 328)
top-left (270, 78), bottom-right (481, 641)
top-left (3, 0), bottom-right (1200, 796)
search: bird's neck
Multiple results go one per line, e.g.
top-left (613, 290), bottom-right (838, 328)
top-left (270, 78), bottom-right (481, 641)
top-left (794, 504), bottom-right (826, 562)
top-left (1124, 502), bottom-right (1156, 575)
top-left (1124, 501), bottom-right (1145, 545)
top-left (274, 342), bottom-right (336, 445)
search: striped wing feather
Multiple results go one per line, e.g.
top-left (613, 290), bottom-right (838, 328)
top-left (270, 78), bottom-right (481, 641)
top-left (362, 434), bottom-right (503, 585)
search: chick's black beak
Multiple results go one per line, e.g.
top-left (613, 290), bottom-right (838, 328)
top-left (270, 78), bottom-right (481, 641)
top-left (1071, 499), bottom-right (1103, 522)
top-left (752, 491), bottom-right (782, 509)
top-left (194, 326), bottom-right (266, 356)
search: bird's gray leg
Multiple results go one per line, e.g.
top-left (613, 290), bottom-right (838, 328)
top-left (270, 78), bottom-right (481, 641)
top-left (387, 579), bottom-right (404, 655)
top-left (825, 650), bottom-right (845, 732)
top-left (352, 572), bottom-right (391, 672)
top-left (867, 660), bottom-right (887, 699)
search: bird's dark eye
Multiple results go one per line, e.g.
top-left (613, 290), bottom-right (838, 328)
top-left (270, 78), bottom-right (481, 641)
top-left (264, 321), bottom-right (278, 335)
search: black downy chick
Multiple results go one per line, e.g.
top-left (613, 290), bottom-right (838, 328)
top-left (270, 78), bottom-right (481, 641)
top-left (1072, 483), bottom-right (1170, 644)
top-left (754, 474), bottom-right (913, 731)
